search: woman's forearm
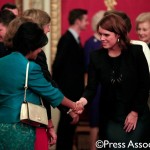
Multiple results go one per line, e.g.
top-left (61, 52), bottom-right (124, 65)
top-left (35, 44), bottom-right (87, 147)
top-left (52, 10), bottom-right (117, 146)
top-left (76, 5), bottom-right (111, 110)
top-left (61, 96), bottom-right (76, 110)
top-left (60, 96), bottom-right (86, 114)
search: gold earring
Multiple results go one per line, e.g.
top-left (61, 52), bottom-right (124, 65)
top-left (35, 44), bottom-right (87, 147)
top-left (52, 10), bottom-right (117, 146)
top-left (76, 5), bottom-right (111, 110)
top-left (118, 38), bottom-right (120, 42)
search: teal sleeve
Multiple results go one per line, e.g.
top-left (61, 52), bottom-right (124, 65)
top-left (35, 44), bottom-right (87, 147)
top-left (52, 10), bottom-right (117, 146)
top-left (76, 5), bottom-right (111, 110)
top-left (28, 62), bottom-right (64, 108)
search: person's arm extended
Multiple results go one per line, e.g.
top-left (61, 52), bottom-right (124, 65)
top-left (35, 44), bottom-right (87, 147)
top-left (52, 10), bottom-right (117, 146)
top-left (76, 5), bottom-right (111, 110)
top-left (61, 96), bottom-right (84, 114)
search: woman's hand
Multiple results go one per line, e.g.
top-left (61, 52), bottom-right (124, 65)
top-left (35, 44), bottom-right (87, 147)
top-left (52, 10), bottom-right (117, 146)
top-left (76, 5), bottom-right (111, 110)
top-left (123, 111), bottom-right (138, 132)
top-left (74, 101), bottom-right (84, 114)
top-left (74, 97), bottom-right (88, 114)
top-left (47, 126), bottom-right (57, 146)
top-left (69, 111), bottom-right (79, 124)
top-left (67, 98), bottom-right (88, 115)
top-left (47, 120), bottom-right (57, 146)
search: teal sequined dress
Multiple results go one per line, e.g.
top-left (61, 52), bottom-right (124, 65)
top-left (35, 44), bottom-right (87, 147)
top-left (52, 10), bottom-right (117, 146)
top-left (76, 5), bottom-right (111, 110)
top-left (0, 123), bottom-right (35, 150)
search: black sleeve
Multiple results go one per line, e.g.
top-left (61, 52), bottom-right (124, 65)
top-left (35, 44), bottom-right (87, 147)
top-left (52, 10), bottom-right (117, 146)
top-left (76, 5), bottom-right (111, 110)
top-left (131, 45), bottom-right (150, 115)
top-left (35, 51), bottom-right (56, 119)
top-left (35, 51), bottom-right (57, 86)
top-left (35, 51), bottom-right (72, 120)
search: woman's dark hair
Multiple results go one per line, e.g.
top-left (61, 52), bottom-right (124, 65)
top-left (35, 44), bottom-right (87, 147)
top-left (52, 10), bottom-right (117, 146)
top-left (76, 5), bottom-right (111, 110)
top-left (104, 10), bottom-right (132, 32)
top-left (97, 14), bottom-right (130, 50)
top-left (13, 22), bottom-right (48, 55)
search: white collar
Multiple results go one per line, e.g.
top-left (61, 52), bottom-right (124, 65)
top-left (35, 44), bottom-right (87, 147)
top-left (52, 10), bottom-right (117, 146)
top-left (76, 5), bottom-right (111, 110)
top-left (68, 28), bottom-right (80, 43)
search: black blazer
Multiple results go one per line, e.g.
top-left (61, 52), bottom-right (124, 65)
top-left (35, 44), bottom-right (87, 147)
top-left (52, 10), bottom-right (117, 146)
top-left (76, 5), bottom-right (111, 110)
top-left (52, 30), bottom-right (85, 101)
top-left (83, 44), bottom-right (150, 119)
top-left (35, 51), bottom-right (71, 119)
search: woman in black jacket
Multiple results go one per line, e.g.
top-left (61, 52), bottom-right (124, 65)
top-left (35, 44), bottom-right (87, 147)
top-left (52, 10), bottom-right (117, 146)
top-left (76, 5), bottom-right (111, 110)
top-left (80, 14), bottom-right (150, 149)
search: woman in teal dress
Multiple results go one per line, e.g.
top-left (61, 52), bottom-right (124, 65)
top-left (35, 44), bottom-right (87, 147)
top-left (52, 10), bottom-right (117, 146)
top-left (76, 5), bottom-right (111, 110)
top-left (0, 22), bottom-right (83, 150)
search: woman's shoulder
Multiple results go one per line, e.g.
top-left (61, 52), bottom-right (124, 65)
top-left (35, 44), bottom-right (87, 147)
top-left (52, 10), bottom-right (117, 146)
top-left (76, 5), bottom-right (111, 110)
top-left (126, 44), bottom-right (146, 61)
top-left (29, 60), bottom-right (42, 72)
top-left (128, 44), bottom-right (143, 55)
top-left (128, 43), bottom-right (143, 51)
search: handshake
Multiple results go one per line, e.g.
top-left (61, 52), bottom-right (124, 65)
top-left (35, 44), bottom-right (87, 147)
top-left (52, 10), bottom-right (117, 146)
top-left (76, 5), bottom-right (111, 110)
top-left (67, 97), bottom-right (88, 115)
top-left (67, 97), bottom-right (88, 124)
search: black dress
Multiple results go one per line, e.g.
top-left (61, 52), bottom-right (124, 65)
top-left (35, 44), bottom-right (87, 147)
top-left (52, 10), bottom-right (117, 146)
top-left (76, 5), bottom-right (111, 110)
top-left (83, 44), bottom-right (150, 149)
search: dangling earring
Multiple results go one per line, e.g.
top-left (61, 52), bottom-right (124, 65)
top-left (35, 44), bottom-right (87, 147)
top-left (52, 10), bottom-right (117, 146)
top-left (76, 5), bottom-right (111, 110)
top-left (118, 38), bottom-right (120, 42)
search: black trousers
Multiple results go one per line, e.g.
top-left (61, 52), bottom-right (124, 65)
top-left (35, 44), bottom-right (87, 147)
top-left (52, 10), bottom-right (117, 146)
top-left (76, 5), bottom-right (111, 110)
top-left (56, 113), bottom-right (77, 150)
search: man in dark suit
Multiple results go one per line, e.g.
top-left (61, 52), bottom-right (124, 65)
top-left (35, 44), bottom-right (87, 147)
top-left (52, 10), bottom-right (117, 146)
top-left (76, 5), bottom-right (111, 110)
top-left (52, 8), bottom-right (89, 150)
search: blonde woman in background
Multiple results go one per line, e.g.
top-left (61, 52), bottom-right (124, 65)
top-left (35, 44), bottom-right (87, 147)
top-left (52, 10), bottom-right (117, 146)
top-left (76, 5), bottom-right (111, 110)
top-left (22, 9), bottom-right (57, 150)
top-left (136, 12), bottom-right (150, 48)
top-left (23, 9), bottom-right (84, 149)
top-left (135, 12), bottom-right (150, 109)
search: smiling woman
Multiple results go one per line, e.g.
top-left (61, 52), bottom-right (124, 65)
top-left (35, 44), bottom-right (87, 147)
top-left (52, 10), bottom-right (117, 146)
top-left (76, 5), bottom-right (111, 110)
top-left (80, 14), bottom-right (150, 148)
top-left (136, 12), bottom-right (150, 48)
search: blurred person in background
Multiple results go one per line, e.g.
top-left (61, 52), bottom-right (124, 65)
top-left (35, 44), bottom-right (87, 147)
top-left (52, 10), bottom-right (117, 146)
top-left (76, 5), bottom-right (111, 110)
top-left (23, 9), bottom-right (68, 149)
top-left (1, 2), bottom-right (19, 16)
top-left (0, 10), bottom-right (16, 57)
top-left (135, 12), bottom-right (150, 48)
top-left (52, 8), bottom-right (89, 150)
top-left (135, 12), bottom-right (150, 109)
